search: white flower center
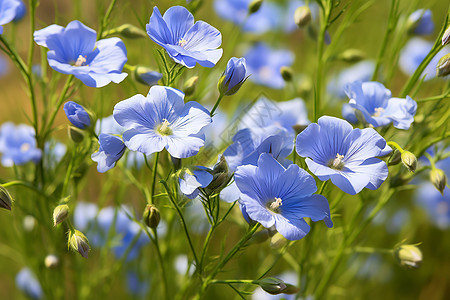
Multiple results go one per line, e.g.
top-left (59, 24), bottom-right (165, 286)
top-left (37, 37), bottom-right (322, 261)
top-left (372, 107), bottom-right (384, 117)
top-left (156, 119), bottom-right (172, 136)
top-left (20, 143), bottom-right (31, 152)
top-left (74, 55), bottom-right (87, 67)
top-left (329, 153), bottom-right (345, 170)
top-left (178, 38), bottom-right (188, 47)
top-left (268, 197), bottom-right (282, 213)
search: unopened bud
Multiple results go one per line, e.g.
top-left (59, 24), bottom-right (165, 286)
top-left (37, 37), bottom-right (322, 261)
top-left (143, 204), bottom-right (160, 228)
top-left (248, 0), bottom-right (263, 14)
top-left (44, 254), bottom-right (59, 268)
top-left (69, 230), bottom-right (90, 258)
top-left (68, 126), bottom-right (84, 143)
top-left (134, 66), bottom-right (163, 86)
top-left (0, 185), bottom-right (13, 211)
top-left (53, 204), bottom-right (69, 226)
top-left (206, 156), bottom-right (230, 194)
top-left (114, 24), bottom-right (147, 39)
top-left (443, 26), bottom-right (450, 46)
top-left (257, 277), bottom-right (287, 295)
top-left (388, 150), bottom-right (402, 166)
top-left (280, 66), bottom-right (294, 82)
top-left (183, 76), bottom-right (198, 96)
top-left (436, 54), bottom-right (450, 77)
top-left (294, 6), bottom-right (312, 28)
top-left (394, 244), bottom-right (422, 268)
top-left (338, 49), bottom-right (366, 63)
top-left (401, 151), bottom-right (417, 172)
top-left (430, 168), bottom-right (447, 195)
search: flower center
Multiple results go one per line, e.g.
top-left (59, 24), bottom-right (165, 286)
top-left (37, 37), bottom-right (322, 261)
top-left (178, 38), bottom-right (188, 47)
top-left (20, 143), bottom-right (31, 152)
top-left (328, 153), bottom-right (345, 170)
top-left (73, 55), bottom-right (87, 67)
top-left (267, 197), bottom-right (282, 214)
top-left (372, 107), bottom-right (385, 117)
top-left (156, 119), bottom-right (173, 136)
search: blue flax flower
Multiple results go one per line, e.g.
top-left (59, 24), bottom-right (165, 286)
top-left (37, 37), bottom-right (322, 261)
top-left (218, 57), bottom-right (247, 96)
top-left (63, 101), bottom-right (91, 129)
top-left (407, 9), bottom-right (434, 35)
top-left (146, 6), bottom-right (223, 68)
top-left (113, 86), bottom-right (211, 158)
top-left (34, 20), bottom-right (127, 87)
top-left (179, 166), bottom-right (213, 199)
top-left (16, 268), bottom-right (43, 300)
top-left (235, 153), bottom-right (332, 240)
top-left (0, 122), bottom-right (41, 167)
top-left (296, 116), bottom-right (390, 195)
top-left (415, 183), bottom-right (450, 229)
top-left (244, 43), bottom-right (294, 89)
top-left (0, 0), bottom-right (21, 34)
top-left (91, 134), bottom-right (126, 173)
top-left (344, 81), bottom-right (417, 130)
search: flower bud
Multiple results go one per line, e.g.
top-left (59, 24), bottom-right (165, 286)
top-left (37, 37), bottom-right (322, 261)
top-left (257, 277), bottom-right (287, 295)
top-left (68, 126), bottom-right (85, 143)
top-left (388, 149), bottom-right (402, 166)
top-left (0, 185), bottom-right (13, 211)
top-left (206, 156), bottom-right (230, 194)
top-left (338, 49), bottom-right (366, 63)
top-left (248, 0), bottom-right (263, 14)
top-left (443, 26), bottom-right (450, 46)
top-left (44, 254), bottom-right (59, 268)
top-left (183, 76), bottom-right (198, 96)
top-left (133, 66), bottom-right (163, 86)
top-left (280, 66), bottom-right (294, 82)
top-left (143, 204), bottom-right (160, 228)
top-left (401, 151), bottom-right (417, 172)
top-left (63, 101), bottom-right (92, 129)
top-left (430, 168), bottom-right (447, 195)
top-left (218, 57), bottom-right (247, 96)
top-left (53, 204), bottom-right (69, 226)
top-left (394, 244), bottom-right (422, 268)
top-left (114, 24), bottom-right (147, 39)
top-left (294, 6), bottom-right (312, 28)
top-left (69, 230), bottom-right (90, 258)
top-left (436, 54), bottom-right (450, 77)
top-left (406, 9), bottom-right (434, 35)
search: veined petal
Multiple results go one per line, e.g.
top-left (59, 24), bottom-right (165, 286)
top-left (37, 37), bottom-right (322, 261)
top-left (88, 38), bottom-right (127, 73)
top-left (274, 163), bottom-right (317, 200)
top-left (113, 94), bottom-right (158, 129)
top-left (171, 101), bottom-right (211, 136)
top-left (282, 194), bottom-right (333, 228)
top-left (274, 214), bottom-right (310, 241)
top-left (163, 5), bottom-right (194, 42)
top-left (343, 128), bottom-right (387, 164)
top-left (123, 129), bottom-right (166, 156)
top-left (329, 169), bottom-right (371, 195)
top-left (346, 158), bottom-right (388, 191)
top-left (165, 133), bottom-right (205, 158)
top-left (146, 6), bottom-right (175, 45)
top-left (183, 21), bottom-right (222, 51)
top-left (34, 24), bottom-right (64, 47)
top-left (146, 85), bottom-right (186, 123)
top-left (240, 196), bottom-right (275, 228)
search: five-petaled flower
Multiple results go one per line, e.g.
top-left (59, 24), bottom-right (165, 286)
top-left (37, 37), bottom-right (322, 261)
top-left (296, 116), bottom-right (391, 195)
top-left (113, 85), bottom-right (211, 158)
top-left (34, 20), bottom-right (128, 87)
top-left (146, 6), bottom-right (223, 68)
top-left (234, 153), bottom-right (333, 240)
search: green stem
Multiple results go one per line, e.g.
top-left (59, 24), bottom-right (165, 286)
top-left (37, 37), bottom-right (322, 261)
top-left (1, 180), bottom-right (45, 196)
top-left (199, 224), bottom-right (216, 273)
top-left (98, 0), bottom-right (118, 39)
top-left (417, 93), bottom-right (450, 103)
top-left (151, 152), bottom-right (160, 204)
top-left (151, 228), bottom-right (170, 300)
top-left (317, 180), bottom-right (328, 195)
top-left (210, 94), bottom-right (224, 117)
top-left (387, 141), bottom-right (404, 153)
top-left (210, 279), bottom-right (257, 285)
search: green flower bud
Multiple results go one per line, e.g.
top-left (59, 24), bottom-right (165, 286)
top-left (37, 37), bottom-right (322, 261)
top-left (143, 204), bottom-right (161, 228)
top-left (257, 277), bottom-right (287, 295)
top-left (68, 126), bottom-right (84, 143)
top-left (104, 24), bottom-right (147, 39)
top-left (0, 185), bottom-right (13, 211)
top-left (442, 25), bottom-right (450, 46)
top-left (206, 156), bottom-right (231, 194)
top-left (436, 54), bottom-right (450, 77)
top-left (248, 0), bottom-right (263, 14)
top-left (69, 230), bottom-right (90, 259)
top-left (394, 244), bottom-right (422, 268)
top-left (294, 6), bottom-right (312, 28)
top-left (401, 151), bottom-right (417, 172)
top-left (53, 204), bottom-right (69, 226)
top-left (44, 254), bottom-right (59, 268)
top-left (183, 76), bottom-right (199, 97)
top-left (388, 150), bottom-right (402, 166)
top-left (338, 49), bottom-right (366, 63)
top-left (280, 66), bottom-right (294, 82)
top-left (430, 168), bottom-right (447, 195)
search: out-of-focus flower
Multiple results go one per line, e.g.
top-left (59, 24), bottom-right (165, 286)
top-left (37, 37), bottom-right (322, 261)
top-left (327, 60), bottom-right (375, 98)
top-left (416, 183), bottom-right (450, 229)
top-left (113, 86), bottom-right (211, 158)
top-left (344, 81), bottom-right (417, 129)
top-left (296, 116), bottom-right (390, 195)
top-left (407, 9), bottom-right (434, 35)
top-left (218, 57), bottom-right (247, 96)
top-left (399, 38), bottom-right (450, 81)
top-left (202, 108), bottom-right (228, 147)
top-left (146, 6), bottom-right (223, 68)
top-left (91, 134), bottom-right (126, 173)
top-left (95, 115), bottom-right (124, 135)
top-left (44, 141), bottom-right (66, 169)
top-left (235, 153), bottom-right (332, 240)
top-left (0, 122), bottom-right (42, 167)
top-left (341, 103), bottom-right (358, 124)
top-left (244, 43), bottom-right (294, 89)
top-left (0, 0), bottom-right (21, 34)
top-left (0, 54), bottom-right (9, 76)
top-left (34, 20), bottom-right (127, 87)
top-left (73, 202), bottom-right (98, 232)
top-left (126, 272), bottom-right (150, 297)
top-left (174, 254), bottom-right (195, 276)
top-left (63, 101), bottom-right (91, 129)
top-left (15, 268), bottom-right (43, 300)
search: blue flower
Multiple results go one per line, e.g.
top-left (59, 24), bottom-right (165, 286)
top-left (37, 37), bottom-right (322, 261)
top-left (415, 183), bottom-right (450, 229)
top-left (146, 6), bottom-right (223, 68)
top-left (0, 122), bottom-right (42, 167)
top-left (327, 60), bottom-right (375, 98)
top-left (341, 103), bottom-right (358, 124)
top-left (95, 114), bottom-right (124, 135)
top-left (135, 68), bottom-right (163, 86)
top-left (179, 166), bottom-right (213, 199)
top-left (235, 153), bottom-right (332, 240)
top-left (0, 0), bottom-right (21, 34)
top-left (12, 0), bottom-right (25, 22)
top-left (63, 101), bottom-right (91, 129)
top-left (44, 140), bottom-right (67, 169)
top-left (218, 57), bottom-right (247, 96)
top-left (126, 272), bottom-right (150, 297)
top-left (244, 43), bottom-right (294, 89)
top-left (0, 54), bottom-right (9, 76)
top-left (113, 86), bottom-right (211, 158)
top-left (15, 268), bottom-right (43, 300)
top-left (91, 134), bottom-right (126, 173)
top-left (296, 116), bottom-right (390, 195)
top-left (344, 81), bottom-right (417, 130)
top-left (408, 9), bottom-right (434, 35)
top-left (34, 20), bottom-right (127, 87)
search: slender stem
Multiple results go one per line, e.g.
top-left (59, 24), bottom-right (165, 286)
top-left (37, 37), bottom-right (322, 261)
top-left (210, 94), bottom-right (224, 117)
top-left (151, 152), bottom-right (160, 204)
top-left (61, 146), bottom-right (76, 197)
top-left (387, 141), bottom-right (404, 153)
top-left (199, 223), bottom-right (216, 273)
top-left (424, 152), bottom-right (436, 169)
top-left (98, 0), bottom-right (118, 39)
top-left (210, 279), bottom-right (256, 285)
top-left (417, 93), bottom-right (450, 103)
top-left (317, 180), bottom-right (328, 195)
top-left (151, 228), bottom-right (170, 300)
top-left (1, 180), bottom-right (45, 196)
